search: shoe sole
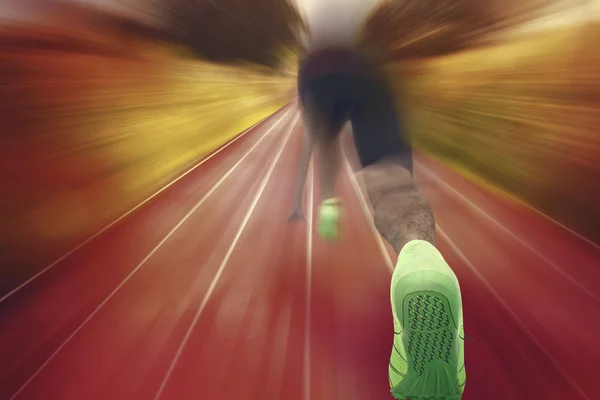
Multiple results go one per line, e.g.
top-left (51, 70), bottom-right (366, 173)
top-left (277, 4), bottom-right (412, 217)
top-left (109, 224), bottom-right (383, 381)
top-left (391, 270), bottom-right (463, 400)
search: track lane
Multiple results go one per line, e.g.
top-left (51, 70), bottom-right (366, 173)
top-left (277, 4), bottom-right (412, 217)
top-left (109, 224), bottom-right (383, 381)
top-left (152, 115), bottom-right (304, 400)
top-left (305, 136), bottom-right (394, 400)
top-left (0, 108), bottom-right (598, 400)
top-left (0, 104), bottom-right (293, 302)
top-left (416, 160), bottom-right (599, 400)
top-left (341, 131), bottom-right (599, 399)
top-left (1, 109), bottom-right (296, 400)
top-left (415, 154), bottom-right (600, 295)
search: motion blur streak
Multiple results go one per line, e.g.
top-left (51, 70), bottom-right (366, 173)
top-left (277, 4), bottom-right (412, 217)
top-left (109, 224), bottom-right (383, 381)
top-left (1, 0), bottom-right (599, 399)
top-left (0, 0), bottom-right (296, 295)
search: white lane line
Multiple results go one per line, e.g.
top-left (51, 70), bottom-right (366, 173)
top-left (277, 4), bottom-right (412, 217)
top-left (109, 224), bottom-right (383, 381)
top-left (303, 162), bottom-right (314, 400)
top-left (7, 109), bottom-right (294, 400)
top-left (416, 161), bottom-right (600, 304)
top-left (507, 196), bottom-right (600, 250)
top-left (342, 151), bottom-right (394, 272)
top-left (437, 225), bottom-right (591, 400)
top-left (153, 113), bottom-right (300, 400)
top-left (0, 103), bottom-right (295, 305)
top-left (416, 156), bottom-right (600, 251)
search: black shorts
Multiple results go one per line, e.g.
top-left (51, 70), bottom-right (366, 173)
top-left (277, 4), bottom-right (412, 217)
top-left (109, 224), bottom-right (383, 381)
top-left (298, 69), bottom-right (411, 171)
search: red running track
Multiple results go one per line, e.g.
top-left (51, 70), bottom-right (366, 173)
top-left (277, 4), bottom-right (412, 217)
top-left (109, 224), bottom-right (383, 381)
top-left (0, 104), bottom-right (599, 400)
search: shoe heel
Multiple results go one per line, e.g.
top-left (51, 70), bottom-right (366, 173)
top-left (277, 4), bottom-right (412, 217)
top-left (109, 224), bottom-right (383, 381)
top-left (391, 357), bottom-right (461, 400)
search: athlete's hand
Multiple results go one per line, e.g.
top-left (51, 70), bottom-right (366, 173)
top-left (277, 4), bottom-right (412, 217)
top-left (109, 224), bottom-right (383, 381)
top-left (288, 209), bottom-right (305, 221)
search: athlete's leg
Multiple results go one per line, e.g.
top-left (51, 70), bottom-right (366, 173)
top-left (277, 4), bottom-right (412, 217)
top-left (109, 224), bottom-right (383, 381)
top-left (292, 75), bottom-right (346, 239)
top-left (351, 75), bottom-right (466, 400)
top-left (358, 158), bottom-right (433, 251)
top-left (315, 131), bottom-right (341, 203)
top-left (290, 107), bottom-right (343, 222)
top-left (314, 130), bottom-right (343, 240)
top-left (350, 75), bottom-right (428, 251)
top-left (297, 97), bottom-right (342, 208)
top-left (289, 123), bottom-right (314, 220)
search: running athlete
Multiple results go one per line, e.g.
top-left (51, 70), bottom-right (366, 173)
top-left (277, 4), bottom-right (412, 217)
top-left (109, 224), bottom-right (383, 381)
top-left (290, 1), bottom-right (467, 399)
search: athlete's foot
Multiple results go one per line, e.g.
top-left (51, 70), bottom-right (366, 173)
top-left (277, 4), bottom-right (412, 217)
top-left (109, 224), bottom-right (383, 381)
top-left (318, 197), bottom-right (341, 241)
top-left (388, 240), bottom-right (466, 400)
top-left (288, 208), bottom-right (305, 221)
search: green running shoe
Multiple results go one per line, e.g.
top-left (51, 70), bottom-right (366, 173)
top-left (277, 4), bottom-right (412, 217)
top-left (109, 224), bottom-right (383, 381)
top-left (318, 198), bottom-right (341, 241)
top-left (389, 240), bottom-right (466, 400)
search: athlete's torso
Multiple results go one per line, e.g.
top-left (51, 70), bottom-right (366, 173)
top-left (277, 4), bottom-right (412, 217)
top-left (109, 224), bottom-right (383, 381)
top-left (296, 0), bottom-right (382, 87)
top-left (297, 48), bottom-right (375, 90)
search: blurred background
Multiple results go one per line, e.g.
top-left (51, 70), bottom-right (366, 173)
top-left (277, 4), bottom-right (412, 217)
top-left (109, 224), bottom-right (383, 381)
top-left (1, 0), bottom-right (599, 399)
top-left (1, 0), bottom-right (599, 293)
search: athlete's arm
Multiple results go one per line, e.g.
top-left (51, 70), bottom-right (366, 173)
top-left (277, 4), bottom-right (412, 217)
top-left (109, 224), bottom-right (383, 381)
top-left (288, 127), bottom-right (314, 220)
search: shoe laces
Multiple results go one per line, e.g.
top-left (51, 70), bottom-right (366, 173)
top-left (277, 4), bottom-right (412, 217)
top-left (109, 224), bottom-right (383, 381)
top-left (460, 332), bottom-right (473, 342)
